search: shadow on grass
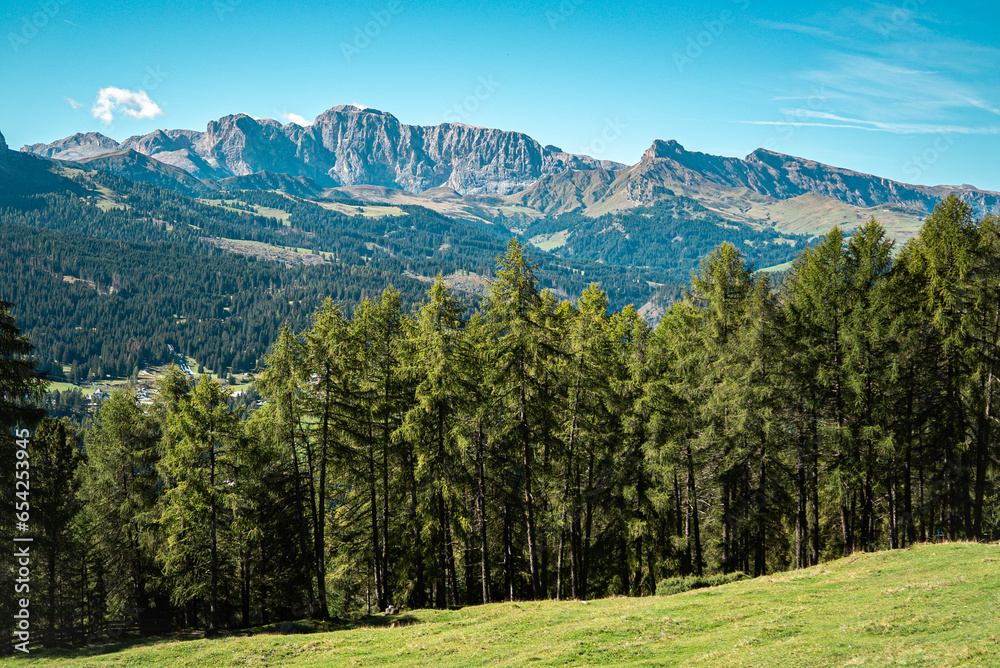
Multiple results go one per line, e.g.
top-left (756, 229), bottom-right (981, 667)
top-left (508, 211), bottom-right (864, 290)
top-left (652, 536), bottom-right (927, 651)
top-left (234, 613), bottom-right (423, 637)
top-left (26, 616), bottom-right (424, 662)
top-left (342, 613), bottom-right (421, 630)
top-left (21, 631), bottom-right (206, 661)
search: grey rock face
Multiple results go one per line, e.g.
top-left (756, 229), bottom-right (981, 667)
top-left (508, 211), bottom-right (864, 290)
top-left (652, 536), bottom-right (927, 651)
top-left (635, 140), bottom-right (999, 214)
top-left (23, 132), bottom-right (121, 161)
top-left (0, 129), bottom-right (7, 153)
top-left (24, 105), bottom-right (624, 195)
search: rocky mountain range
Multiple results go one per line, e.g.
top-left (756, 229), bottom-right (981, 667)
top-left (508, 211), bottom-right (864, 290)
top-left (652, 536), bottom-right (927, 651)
top-left (19, 105), bottom-right (1000, 242)
top-left (509, 140), bottom-right (1000, 225)
top-left (23, 105), bottom-right (622, 196)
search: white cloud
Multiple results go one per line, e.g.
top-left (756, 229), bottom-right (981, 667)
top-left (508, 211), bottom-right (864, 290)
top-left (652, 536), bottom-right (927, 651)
top-left (280, 112), bottom-right (310, 126)
top-left (91, 87), bottom-right (163, 124)
top-left (65, 97), bottom-right (83, 109)
top-left (736, 112), bottom-right (1000, 135)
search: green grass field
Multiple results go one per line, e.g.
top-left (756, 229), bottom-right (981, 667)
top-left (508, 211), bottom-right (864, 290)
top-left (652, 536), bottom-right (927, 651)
top-left (9, 542), bottom-right (999, 667)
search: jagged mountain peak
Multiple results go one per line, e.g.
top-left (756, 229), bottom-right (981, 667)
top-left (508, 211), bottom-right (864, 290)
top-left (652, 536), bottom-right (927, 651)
top-left (0, 129), bottom-right (7, 153)
top-left (746, 147), bottom-right (829, 171)
top-left (642, 139), bottom-right (687, 159)
top-left (327, 103), bottom-right (381, 114)
top-left (23, 131), bottom-right (120, 160)
top-left (25, 104), bottom-right (621, 195)
top-left (19, 107), bottom-right (998, 222)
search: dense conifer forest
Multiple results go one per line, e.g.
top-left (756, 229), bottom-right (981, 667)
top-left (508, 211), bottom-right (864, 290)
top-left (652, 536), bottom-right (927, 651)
top-left (0, 170), bottom-right (687, 382)
top-left (523, 198), bottom-right (811, 272)
top-left (2, 194), bottom-right (998, 650)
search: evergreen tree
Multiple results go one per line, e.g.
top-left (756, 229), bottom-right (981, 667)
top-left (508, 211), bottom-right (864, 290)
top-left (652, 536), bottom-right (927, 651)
top-left (81, 389), bottom-right (161, 627)
top-left (159, 376), bottom-right (242, 632)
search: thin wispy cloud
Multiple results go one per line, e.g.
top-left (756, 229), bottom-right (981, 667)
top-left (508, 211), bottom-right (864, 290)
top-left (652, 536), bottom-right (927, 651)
top-left (757, 3), bottom-right (1000, 146)
top-left (736, 117), bottom-right (1000, 136)
top-left (771, 94), bottom-right (848, 101)
top-left (91, 87), bottom-right (163, 124)
top-left (799, 53), bottom-right (1000, 123)
top-left (755, 20), bottom-right (840, 41)
top-left (65, 97), bottom-right (83, 110)
top-left (962, 97), bottom-right (1000, 116)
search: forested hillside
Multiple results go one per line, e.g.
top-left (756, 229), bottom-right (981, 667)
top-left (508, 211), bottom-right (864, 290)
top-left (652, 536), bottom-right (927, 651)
top-left (0, 163), bottom-right (678, 381)
top-left (524, 198), bottom-right (810, 273)
top-left (8, 195), bottom-right (999, 646)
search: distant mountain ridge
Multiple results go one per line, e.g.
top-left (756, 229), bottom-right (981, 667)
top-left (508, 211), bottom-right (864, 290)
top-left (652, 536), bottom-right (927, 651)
top-left (19, 107), bottom-right (1000, 240)
top-left (23, 105), bottom-right (623, 196)
top-left (512, 139), bottom-right (1000, 218)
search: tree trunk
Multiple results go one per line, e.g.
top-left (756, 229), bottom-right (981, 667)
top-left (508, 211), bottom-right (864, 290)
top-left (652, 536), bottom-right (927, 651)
top-left (209, 442), bottom-right (218, 632)
top-left (754, 444), bottom-right (767, 577)
top-left (287, 395), bottom-right (316, 613)
top-left (406, 442), bottom-right (426, 609)
top-left (685, 442), bottom-right (703, 576)
top-left (368, 430), bottom-right (385, 611)
top-left (520, 383), bottom-right (541, 600)
top-left (796, 435), bottom-right (807, 569)
top-left (475, 424), bottom-right (491, 604)
top-left (503, 500), bottom-right (514, 601)
top-left (445, 504), bottom-right (459, 606)
top-left (810, 424), bottom-right (820, 566)
top-left (315, 381), bottom-right (334, 619)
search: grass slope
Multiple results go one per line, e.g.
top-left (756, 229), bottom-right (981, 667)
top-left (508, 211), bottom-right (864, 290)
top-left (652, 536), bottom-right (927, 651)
top-left (9, 542), bottom-right (999, 667)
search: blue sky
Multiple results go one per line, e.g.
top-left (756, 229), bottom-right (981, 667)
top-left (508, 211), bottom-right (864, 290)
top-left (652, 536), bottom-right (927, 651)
top-left (2, 0), bottom-right (998, 190)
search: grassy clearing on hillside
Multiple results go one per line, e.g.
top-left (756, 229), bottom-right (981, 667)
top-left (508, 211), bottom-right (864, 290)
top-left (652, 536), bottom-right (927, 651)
top-left (9, 542), bottom-right (999, 667)
top-left (316, 201), bottom-right (404, 218)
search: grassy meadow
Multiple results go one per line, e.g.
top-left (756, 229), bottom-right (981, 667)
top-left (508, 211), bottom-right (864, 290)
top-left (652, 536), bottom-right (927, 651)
top-left (8, 542), bottom-right (999, 667)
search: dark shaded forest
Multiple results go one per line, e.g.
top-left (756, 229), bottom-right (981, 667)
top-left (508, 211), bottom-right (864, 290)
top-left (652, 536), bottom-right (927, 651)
top-left (523, 198), bottom-right (812, 273)
top-left (1, 194), bottom-right (998, 651)
top-left (1, 170), bottom-right (689, 382)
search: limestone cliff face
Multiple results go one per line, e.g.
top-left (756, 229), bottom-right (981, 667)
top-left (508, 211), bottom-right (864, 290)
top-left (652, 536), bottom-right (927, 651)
top-left (615, 140), bottom-right (998, 214)
top-left (509, 139), bottom-right (1000, 220)
top-left (23, 105), bottom-right (623, 195)
top-left (23, 132), bottom-right (120, 161)
top-left (21, 115), bottom-right (1000, 216)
